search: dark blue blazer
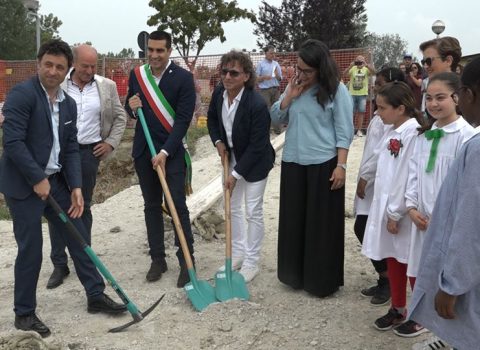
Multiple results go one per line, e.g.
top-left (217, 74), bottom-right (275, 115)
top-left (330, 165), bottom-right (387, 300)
top-left (0, 76), bottom-right (81, 200)
top-left (125, 62), bottom-right (196, 160)
top-left (207, 85), bottom-right (275, 182)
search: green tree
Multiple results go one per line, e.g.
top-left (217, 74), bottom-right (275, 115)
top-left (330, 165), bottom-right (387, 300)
top-left (0, 0), bottom-right (62, 60)
top-left (365, 33), bottom-right (408, 70)
top-left (255, 0), bottom-right (367, 51)
top-left (147, 0), bottom-right (256, 70)
top-left (254, 0), bottom-right (306, 52)
top-left (99, 48), bottom-right (136, 58)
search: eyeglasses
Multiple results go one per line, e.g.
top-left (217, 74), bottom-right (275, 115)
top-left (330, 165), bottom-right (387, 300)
top-left (296, 66), bottom-right (316, 76)
top-left (221, 68), bottom-right (243, 77)
top-left (457, 85), bottom-right (476, 97)
top-left (421, 56), bottom-right (442, 66)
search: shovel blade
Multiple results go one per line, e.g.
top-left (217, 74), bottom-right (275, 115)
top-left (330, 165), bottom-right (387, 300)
top-left (184, 268), bottom-right (217, 311)
top-left (214, 268), bottom-right (250, 302)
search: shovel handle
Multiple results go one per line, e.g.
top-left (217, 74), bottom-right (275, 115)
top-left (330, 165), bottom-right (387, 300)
top-left (136, 108), bottom-right (195, 270)
top-left (223, 155), bottom-right (232, 259)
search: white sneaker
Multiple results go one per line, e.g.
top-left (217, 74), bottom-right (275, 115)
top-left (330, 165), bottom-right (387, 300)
top-left (412, 335), bottom-right (450, 350)
top-left (239, 265), bottom-right (259, 283)
top-left (356, 130), bottom-right (364, 137)
top-left (218, 257), bottom-right (243, 272)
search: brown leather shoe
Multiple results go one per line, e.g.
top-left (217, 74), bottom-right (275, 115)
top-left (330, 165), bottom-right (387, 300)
top-left (46, 266), bottom-right (70, 289)
top-left (87, 293), bottom-right (127, 315)
top-left (146, 258), bottom-right (168, 282)
top-left (15, 314), bottom-right (51, 338)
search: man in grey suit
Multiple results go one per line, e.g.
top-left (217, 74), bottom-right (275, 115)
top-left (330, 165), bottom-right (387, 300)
top-left (47, 44), bottom-right (127, 289)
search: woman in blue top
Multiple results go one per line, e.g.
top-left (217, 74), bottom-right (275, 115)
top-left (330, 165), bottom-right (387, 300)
top-left (271, 39), bottom-right (354, 297)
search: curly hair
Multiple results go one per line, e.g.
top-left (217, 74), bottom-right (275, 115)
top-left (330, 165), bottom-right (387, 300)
top-left (220, 50), bottom-right (256, 90)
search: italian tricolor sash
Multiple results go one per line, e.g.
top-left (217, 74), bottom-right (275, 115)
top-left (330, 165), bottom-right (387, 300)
top-left (134, 64), bottom-right (193, 195)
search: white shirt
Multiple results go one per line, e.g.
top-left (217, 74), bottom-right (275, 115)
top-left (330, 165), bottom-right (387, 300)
top-left (67, 72), bottom-right (101, 145)
top-left (41, 84), bottom-right (65, 175)
top-left (221, 87), bottom-right (244, 179)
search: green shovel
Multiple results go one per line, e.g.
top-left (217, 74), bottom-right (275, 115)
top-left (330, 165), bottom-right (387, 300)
top-left (214, 155), bottom-right (249, 301)
top-left (136, 108), bottom-right (217, 311)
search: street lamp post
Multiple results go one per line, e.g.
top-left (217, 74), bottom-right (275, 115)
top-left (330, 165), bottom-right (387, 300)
top-left (431, 20), bottom-right (445, 38)
top-left (22, 0), bottom-right (40, 54)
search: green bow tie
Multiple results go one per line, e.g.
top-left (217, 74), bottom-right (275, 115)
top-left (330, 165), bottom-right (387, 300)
top-left (424, 128), bottom-right (445, 173)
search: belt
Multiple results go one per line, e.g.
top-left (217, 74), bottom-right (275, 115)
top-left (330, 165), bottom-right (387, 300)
top-left (79, 141), bottom-right (101, 149)
top-left (47, 172), bottom-right (61, 180)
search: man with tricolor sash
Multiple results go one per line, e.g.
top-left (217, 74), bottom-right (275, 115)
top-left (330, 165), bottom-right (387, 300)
top-left (126, 30), bottom-right (196, 288)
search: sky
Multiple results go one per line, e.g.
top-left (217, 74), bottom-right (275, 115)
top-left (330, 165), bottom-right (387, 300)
top-left (38, 0), bottom-right (480, 59)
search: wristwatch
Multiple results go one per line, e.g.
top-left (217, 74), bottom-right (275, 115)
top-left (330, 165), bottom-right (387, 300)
top-left (337, 163), bottom-right (347, 170)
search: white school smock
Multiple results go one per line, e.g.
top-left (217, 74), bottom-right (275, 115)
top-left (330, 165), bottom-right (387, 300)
top-left (361, 118), bottom-right (420, 263)
top-left (354, 113), bottom-right (388, 215)
top-left (405, 117), bottom-right (475, 277)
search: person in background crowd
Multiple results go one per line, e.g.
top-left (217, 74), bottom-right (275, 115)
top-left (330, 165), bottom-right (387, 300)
top-left (403, 53), bottom-right (413, 70)
top-left (46, 44), bottom-right (127, 289)
top-left (344, 55), bottom-right (375, 137)
top-left (207, 50), bottom-right (275, 282)
top-left (256, 46), bottom-right (283, 134)
top-left (0, 39), bottom-right (126, 339)
top-left (406, 62), bottom-right (424, 109)
top-left (272, 39), bottom-right (353, 298)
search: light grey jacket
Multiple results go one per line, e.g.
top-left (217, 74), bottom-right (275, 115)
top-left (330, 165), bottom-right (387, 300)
top-left (409, 132), bottom-right (480, 350)
top-left (61, 74), bottom-right (126, 159)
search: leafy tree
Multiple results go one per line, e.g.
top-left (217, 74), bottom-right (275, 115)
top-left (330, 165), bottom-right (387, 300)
top-left (365, 33), bottom-right (408, 70)
top-left (147, 0), bottom-right (256, 70)
top-left (99, 48), bottom-right (136, 58)
top-left (0, 0), bottom-right (62, 60)
top-left (254, 0), bottom-right (306, 52)
top-left (255, 0), bottom-right (367, 51)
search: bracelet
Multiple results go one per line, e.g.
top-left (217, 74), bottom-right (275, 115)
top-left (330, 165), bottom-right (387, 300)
top-left (337, 163), bottom-right (347, 170)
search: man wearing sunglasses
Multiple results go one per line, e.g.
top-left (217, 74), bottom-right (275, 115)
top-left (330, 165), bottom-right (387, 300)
top-left (419, 36), bottom-right (462, 112)
top-left (256, 46), bottom-right (283, 133)
top-left (343, 55), bottom-right (375, 137)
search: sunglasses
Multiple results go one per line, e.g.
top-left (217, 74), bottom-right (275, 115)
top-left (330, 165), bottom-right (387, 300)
top-left (421, 56), bottom-right (442, 66)
top-left (221, 68), bottom-right (243, 77)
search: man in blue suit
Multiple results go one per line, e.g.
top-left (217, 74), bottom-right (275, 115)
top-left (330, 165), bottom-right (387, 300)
top-left (0, 40), bottom-right (126, 338)
top-left (126, 31), bottom-right (196, 288)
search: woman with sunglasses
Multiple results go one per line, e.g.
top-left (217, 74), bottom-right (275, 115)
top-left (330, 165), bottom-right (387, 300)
top-left (271, 39), bottom-right (353, 297)
top-left (207, 50), bottom-right (275, 283)
top-left (418, 37), bottom-right (462, 112)
top-left (407, 62), bottom-right (424, 109)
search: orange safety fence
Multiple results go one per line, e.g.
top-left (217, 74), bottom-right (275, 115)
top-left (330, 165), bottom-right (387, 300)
top-left (0, 47), bottom-right (374, 129)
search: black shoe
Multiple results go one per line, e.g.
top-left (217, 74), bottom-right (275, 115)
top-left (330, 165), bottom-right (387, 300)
top-left (371, 277), bottom-right (391, 306)
top-left (46, 266), bottom-right (70, 289)
top-left (146, 258), bottom-right (168, 282)
top-left (87, 293), bottom-right (127, 315)
top-left (374, 307), bottom-right (406, 331)
top-left (360, 284), bottom-right (378, 297)
top-left (15, 314), bottom-right (51, 338)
